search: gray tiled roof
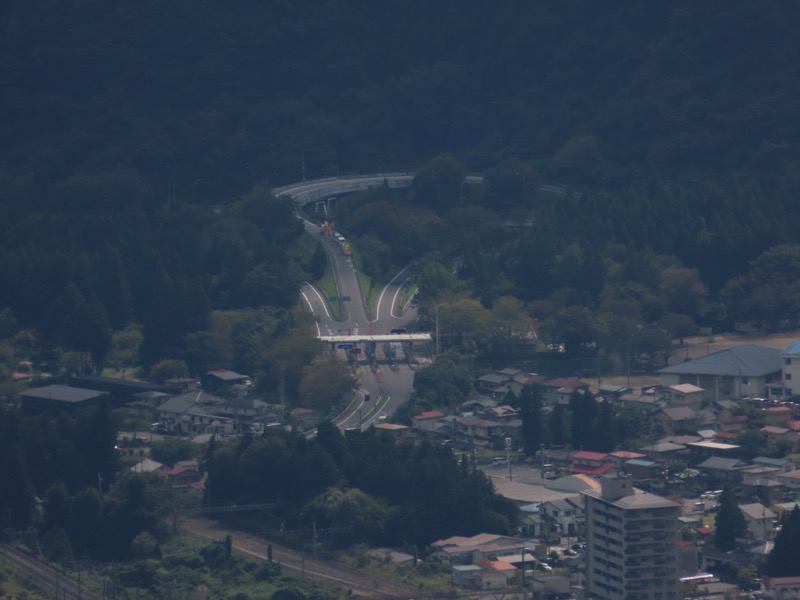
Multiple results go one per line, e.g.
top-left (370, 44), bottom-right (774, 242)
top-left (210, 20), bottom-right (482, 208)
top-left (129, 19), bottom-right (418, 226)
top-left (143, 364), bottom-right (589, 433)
top-left (657, 344), bottom-right (781, 377)
top-left (21, 384), bottom-right (104, 403)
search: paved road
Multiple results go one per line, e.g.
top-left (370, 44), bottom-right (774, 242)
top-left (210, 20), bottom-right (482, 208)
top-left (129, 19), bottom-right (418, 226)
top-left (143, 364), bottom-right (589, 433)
top-left (284, 176), bottom-right (432, 430)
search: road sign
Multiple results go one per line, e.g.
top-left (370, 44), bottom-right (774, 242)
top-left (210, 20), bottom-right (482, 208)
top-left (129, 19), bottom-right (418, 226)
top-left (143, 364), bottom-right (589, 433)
top-left (341, 295), bottom-right (351, 301)
top-left (328, 295), bottom-right (338, 301)
top-left (337, 344), bottom-right (353, 350)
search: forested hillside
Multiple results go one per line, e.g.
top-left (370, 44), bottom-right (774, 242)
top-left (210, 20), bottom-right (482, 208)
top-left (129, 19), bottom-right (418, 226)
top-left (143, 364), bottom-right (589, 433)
top-left (2, 1), bottom-right (800, 383)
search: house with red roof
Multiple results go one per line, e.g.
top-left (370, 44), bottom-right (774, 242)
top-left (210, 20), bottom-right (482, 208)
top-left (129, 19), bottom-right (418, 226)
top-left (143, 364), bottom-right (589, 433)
top-left (764, 405), bottom-right (792, 426)
top-left (718, 414), bottom-right (748, 433)
top-left (761, 425), bottom-right (798, 450)
top-left (763, 576), bottom-right (800, 599)
top-left (474, 559), bottom-right (518, 587)
top-left (569, 450), bottom-right (612, 476)
top-left (606, 450), bottom-right (646, 469)
top-left (412, 410), bottom-right (445, 432)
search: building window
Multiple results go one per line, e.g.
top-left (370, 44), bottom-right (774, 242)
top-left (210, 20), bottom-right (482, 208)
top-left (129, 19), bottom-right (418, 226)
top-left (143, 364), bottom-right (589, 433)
top-left (787, 374), bottom-right (793, 381)
top-left (742, 377), bottom-right (749, 384)
top-left (786, 358), bottom-right (792, 365)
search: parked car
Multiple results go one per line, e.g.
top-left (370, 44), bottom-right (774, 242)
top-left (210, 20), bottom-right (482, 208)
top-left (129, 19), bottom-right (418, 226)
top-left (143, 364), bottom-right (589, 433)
top-left (571, 543), bottom-right (587, 552)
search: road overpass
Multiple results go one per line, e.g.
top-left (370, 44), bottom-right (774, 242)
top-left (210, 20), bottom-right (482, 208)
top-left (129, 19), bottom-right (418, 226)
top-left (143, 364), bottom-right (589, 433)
top-left (319, 333), bottom-right (431, 345)
top-left (275, 173), bottom-right (484, 206)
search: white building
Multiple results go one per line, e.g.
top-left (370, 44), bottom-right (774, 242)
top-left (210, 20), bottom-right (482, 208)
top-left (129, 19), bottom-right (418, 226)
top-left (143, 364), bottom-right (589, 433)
top-left (582, 475), bottom-right (681, 600)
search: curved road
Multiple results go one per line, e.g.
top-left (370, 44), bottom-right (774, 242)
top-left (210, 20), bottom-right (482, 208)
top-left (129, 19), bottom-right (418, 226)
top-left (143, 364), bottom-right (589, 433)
top-left (280, 174), bottom-right (445, 430)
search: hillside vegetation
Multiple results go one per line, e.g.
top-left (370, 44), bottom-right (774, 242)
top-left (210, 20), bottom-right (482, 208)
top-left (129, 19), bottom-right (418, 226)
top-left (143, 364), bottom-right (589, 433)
top-left (2, 1), bottom-right (800, 390)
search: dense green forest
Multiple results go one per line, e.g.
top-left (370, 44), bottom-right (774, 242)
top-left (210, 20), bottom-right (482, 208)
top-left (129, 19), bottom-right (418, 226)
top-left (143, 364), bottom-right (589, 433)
top-left (5, 4), bottom-right (800, 592)
top-left (2, 1), bottom-right (800, 394)
top-left (0, 402), bottom-right (518, 557)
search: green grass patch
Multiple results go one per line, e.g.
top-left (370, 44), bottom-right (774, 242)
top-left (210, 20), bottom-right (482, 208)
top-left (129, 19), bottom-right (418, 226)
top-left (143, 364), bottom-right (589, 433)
top-left (298, 231), bottom-right (343, 321)
top-left (316, 262), bottom-right (343, 321)
top-left (357, 270), bottom-right (376, 318)
top-left (399, 283), bottom-right (418, 314)
top-left (0, 563), bottom-right (51, 600)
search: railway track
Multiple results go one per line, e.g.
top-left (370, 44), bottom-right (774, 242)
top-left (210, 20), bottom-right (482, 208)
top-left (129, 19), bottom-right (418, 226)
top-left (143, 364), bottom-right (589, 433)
top-left (181, 517), bottom-right (422, 599)
top-left (0, 543), bottom-right (104, 600)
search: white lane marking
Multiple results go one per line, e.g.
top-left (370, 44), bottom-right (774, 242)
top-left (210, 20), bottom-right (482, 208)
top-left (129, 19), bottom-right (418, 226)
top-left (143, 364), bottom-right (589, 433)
top-left (372, 265), bottom-right (410, 323)
top-left (303, 282), bottom-right (332, 320)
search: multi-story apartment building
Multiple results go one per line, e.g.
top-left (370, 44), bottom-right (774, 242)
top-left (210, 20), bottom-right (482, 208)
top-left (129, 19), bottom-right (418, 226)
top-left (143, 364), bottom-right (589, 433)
top-left (582, 476), bottom-right (681, 600)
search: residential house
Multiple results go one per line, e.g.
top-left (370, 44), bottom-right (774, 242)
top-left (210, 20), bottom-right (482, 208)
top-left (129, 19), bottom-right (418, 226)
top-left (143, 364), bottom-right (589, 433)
top-left (696, 456), bottom-right (747, 485)
top-left (777, 470), bottom-right (800, 492)
top-left (166, 465), bottom-right (204, 491)
top-left (374, 422), bottom-right (410, 440)
top-left (655, 406), bottom-right (699, 436)
top-left (606, 450), bottom-right (647, 470)
top-left (431, 533), bottom-right (523, 565)
top-left (476, 373), bottom-right (513, 397)
top-left (537, 377), bottom-right (590, 405)
top-left (771, 501), bottom-right (800, 521)
top-left (215, 395), bottom-right (271, 428)
top-left (502, 419), bottom-right (524, 447)
top-left (474, 559), bottom-right (517, 588)
top-left (657, 344), bottom-right (783, 401)
top-left (718, 415), bottom-right (748, 434)
top-left (457, 415), bottom-right (504, 444)
top-left (595, 384), bottom-right (632, 402)
top-left (740, 464), bottom-right (782, 486)
top-left (764, 406), bottom-right (793, 426)
top-left (412, 410), bottom-right (444, 432)
top-left (660, 383), bottom-right (705, 409)
top-left (752, 456), bottom-right (795, 473)
top-left (569, 451), bottom-right (612, 476)
top-left (128, 390), bottom-right (173, 420)
top-left (451, 565), bottom-right (483, 589)
top-left (761, 426), bottom-right (798, 451)
top-left (686, 440), bottom-right (742, 466)
top-left (482, 405), bottom-right (519, 422)
top-left (539, 496), bottom-right (583, 537)
top-left (742, 477), bottom-right (784, 506)
top-left (623, 458), bottom-right (662, 481)
top-left (203, 368), bottom-right (253, 392)
top-left (762, 576), bottom-right (800, 599)
top-left (739, 503), bottom-right (777, 541)
top-left (156, 391), bottom-right (235, 434)
top-left (639, 441), bottom-right (688, 464)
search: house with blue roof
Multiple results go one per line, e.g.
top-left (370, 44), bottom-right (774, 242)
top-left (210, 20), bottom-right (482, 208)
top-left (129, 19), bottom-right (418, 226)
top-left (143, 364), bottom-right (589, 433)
top-left (656, 344), bottom-right (782, 402)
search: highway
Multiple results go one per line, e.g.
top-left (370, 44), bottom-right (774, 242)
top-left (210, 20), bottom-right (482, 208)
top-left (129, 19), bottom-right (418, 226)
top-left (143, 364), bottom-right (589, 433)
top-left (283, 175), bottom-right (439, 430)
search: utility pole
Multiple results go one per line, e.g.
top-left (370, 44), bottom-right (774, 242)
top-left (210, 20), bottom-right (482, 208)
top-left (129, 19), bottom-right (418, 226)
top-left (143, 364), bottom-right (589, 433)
top-left (313, 522), bottom-right (317, 560)
top-left (435, 305), bottom-right (441, 357)
top-left (280, 367), bottom-right (285, 425)
top-left (505, 437), bottom-right (513, 481)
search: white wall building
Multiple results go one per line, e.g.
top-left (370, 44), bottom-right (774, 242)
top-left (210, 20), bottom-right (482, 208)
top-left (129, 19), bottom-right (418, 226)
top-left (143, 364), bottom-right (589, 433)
top-left (582, 476), bottom-right (681, 600)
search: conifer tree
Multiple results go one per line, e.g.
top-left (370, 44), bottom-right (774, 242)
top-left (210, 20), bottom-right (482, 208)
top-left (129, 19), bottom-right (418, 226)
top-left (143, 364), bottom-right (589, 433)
top-left (767, 506), bottom-right (800, 576)
top-left (713, 486), bottom-right (746, 551)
